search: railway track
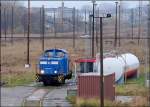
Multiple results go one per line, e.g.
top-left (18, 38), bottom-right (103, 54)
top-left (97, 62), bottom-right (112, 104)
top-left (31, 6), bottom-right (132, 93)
top-left (22, 80), bottom-right (76, 107)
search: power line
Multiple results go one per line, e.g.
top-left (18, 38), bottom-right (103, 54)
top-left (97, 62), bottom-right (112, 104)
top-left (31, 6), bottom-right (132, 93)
top-left (1, 36), bottom-right (150, 39)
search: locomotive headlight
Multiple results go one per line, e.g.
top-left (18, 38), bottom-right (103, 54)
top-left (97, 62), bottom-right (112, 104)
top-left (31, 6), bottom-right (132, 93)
top-left (41, 70), bottom-right (45, 74)
top-left (54, 70), bottom-right (57, 74)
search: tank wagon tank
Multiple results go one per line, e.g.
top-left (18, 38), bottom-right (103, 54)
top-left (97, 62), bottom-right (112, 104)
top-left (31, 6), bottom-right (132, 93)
top-left (94, 53), bottom-right (140, 83)
top-left (36, 49), bottom-right (72, 85)
top-left (94, 57), bottom-right (124, 82)
top-left (117, 53), bottom-right (140, 78)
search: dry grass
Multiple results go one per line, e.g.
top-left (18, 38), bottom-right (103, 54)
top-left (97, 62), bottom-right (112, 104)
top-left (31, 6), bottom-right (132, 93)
top-left (1, 35), bottom-right (86, 85)
top-left (67, 96), bottom-right (149, 107)
top-left (1, 34), bottom-right (148, 81)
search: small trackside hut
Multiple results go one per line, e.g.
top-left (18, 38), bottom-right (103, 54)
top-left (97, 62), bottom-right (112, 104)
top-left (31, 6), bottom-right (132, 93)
top-left (74, 58), bottom-right (115, 101)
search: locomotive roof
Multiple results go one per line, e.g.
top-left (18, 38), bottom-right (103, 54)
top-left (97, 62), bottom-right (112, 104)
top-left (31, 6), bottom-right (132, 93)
top-left (45, 48), bottom-right (68, 53)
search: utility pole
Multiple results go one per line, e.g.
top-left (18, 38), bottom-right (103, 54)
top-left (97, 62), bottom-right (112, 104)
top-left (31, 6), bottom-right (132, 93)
top-left (25, 0), bottom-right (30, 68)
top-left (89, 12), bottom-right (92, 56)
top-left (24, 9), bottom-right (26, 37)
top-left (131, 8), bottom-right (134, 40)
top-left (138, 1), bottom-right (142, 45)
top-left (118, 4), bottom-right (121, 47)
top-left (11, 6), bottom-right (14, 44)
top-left (147, 1), bottom-right (150, 105)
top-left (76, 9), bottom-right (79, 35)
top-left (84, 9), bottom-right (87, 34)
top-left (42, 5), bottom-right (45, 52)
top-left (4, 8), bottom-right (6, 42)
top-left (54, 9), bottom-right (56, 37)
top-left (96, 9), bottom-right (99, 52)
top-left (6, 7), bottom-right (8, 41)
top-left (40, 7), bottom-right (42, 39)
top-left (0, 0), bottom-right (1, 72)
top-left (114, 2), bottom-right (118, 48)
top-left (99, 17), bottom-right (104, 107)
top-left (72, 7), bottom-right (75, 48)
top-left (94, 13), bottom-right (111, 107)
top-left (61, 1), bottom-right (64, 33)
top-left (89, 11), bottom-right (92, 36)
top-left (148, 2), bottom-right (150, 81)
top-left (92, 0), bottom-right (96, 58)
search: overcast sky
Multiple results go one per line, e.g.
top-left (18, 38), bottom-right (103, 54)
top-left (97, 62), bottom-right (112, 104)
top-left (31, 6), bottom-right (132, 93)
top-left (23, 1), bottom-right (149, 9)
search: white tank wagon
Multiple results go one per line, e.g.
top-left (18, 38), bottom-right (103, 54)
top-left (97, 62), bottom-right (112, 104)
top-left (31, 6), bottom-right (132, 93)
top-left (94, 53), bottom-right (140, 84)
top-left (94, 57), bottom-right (124, 82)
top-left (116, 53), bottom-right (140, 78)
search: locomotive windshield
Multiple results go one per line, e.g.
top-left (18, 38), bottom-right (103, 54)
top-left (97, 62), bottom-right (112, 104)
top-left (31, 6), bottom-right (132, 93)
top-left (44, 50), bottom-right (65, 58)
top-left (44, 51), bottom-right (53, 57)
top-left (55, 52), bottom-right (65, 57)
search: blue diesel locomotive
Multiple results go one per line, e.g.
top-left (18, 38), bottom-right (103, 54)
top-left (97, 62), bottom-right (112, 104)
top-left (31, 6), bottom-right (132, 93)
top-left (36, 49), bottom-right (72, 85)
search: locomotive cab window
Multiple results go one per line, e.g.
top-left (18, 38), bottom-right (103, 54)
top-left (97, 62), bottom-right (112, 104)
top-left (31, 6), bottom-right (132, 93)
top-left (44, 51), bottom-right (53, 57)
top-left (55, 52), bottom-right (65, 57)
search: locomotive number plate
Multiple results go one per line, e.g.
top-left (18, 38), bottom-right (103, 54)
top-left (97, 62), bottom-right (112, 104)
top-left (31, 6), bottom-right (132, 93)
top-left (40, 61), bottom-right (47, 64)
top-left (51, 61), bottom-right (58, 64)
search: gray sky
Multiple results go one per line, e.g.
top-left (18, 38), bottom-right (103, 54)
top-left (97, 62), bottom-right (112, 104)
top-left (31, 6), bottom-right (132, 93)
top-left (23, 1), bottom-right (149, 9)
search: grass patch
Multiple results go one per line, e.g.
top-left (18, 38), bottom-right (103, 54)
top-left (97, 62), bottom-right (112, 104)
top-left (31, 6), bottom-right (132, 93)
top-left (116, 73), bottom-right (148, 96)
top-left (66, 96), bottom-right (76, 106)
top-left (126, 73), bottom-right (145, 86)
top-left (66, 96), bottom-right (129, 107)
top-left (1, 71), bottom-right (35, 87)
